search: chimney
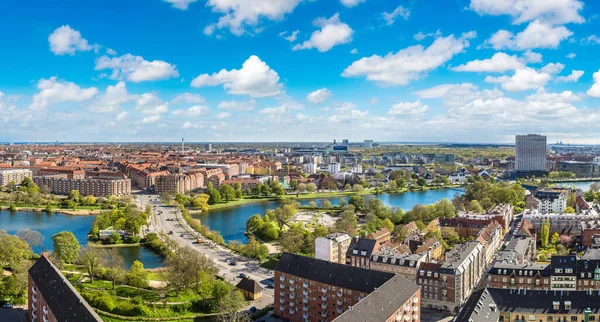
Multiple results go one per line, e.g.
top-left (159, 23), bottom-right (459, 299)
top-left (42, 251), bottom-right (49, 259)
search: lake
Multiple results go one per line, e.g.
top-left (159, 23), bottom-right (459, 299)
top-left (553, 180), bottom-right (598, 191)
top-left (196, 188), bottom-right (464, 244)
top-left (0, 210), bottom-right (164, 269)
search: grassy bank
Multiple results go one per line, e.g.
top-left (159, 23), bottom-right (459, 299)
top-left (0, 205), bottom-right (107, 216)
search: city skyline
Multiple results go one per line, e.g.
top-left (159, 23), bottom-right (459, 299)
top-left (1, 0), bottom-right (600, 143)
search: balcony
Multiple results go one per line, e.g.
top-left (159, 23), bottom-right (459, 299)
top-left (43, 306), bottom-right (48, 315)
top-left (404, 316), bottom-right (410, 321)
top-left (290, 302), bottom-right (295, 308)
top-left (337, 290), bottom-right (343, 297)
top-left (303, 282), bottom-right (309, 288)
top-left (321, 312), bottom-right (327, 318)
top-left (303, 290), bottom-right (309, 296)
top-left (337, 299), bottom-right (343, 306)
top-left (43, 316), bottom-right (49, 322)
top-left (303, 305), bottom-right (309, 312)
top-left (321, 303), bottom-right (327, 310)
top-left (289, 287), bottom-right (295, 292)
top-left (289, 279), bottom-right (295, 284)
top-left (289, 309), bottom-right (295, 315)
top-left (280, 276), bottom-right (285, 282)
top-left (321, 287), bottom-right (327, 293)
top-left (31, 304), bottom-right (37, 312)
top-left (31, 286), bottom-right (37, 295)
top-left (337, 307), bottom-right (343, 314)
top-left (303, 298), bottom-right (308, 304)
top-left (321, 296), bottom-right (328, 301)
top-left (32, 295), bottom-right (38, 303)
top-left (279, 306), bottom-right (285, 312)
top-left (32, 312), bottom-right (37, 320)
top-left (289, 294), bottom-right (295, 300)
top-left (280, 298), bottom-right (285, 304)
top-left (413, 306), bottom-right (419, 312)
top-left (280, 291), bottom-right (285, 297)
top-left (413, 314), bottom-right (419, 320)
top-left (303, 313), bottom-right (309, 319)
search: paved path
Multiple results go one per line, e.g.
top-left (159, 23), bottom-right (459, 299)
top-left (135, 193), bottom-right (275, 310)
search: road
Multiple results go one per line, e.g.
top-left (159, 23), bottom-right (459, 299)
top-left (135, 193), bottom-right (275, 309)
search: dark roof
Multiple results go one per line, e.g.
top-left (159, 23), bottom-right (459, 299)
top-left (275, 253), bottom-right (394, 293)
top-left (487, 288), bottom-right (600, 314)
top-left (235, 277), bottom-right (263, 294)
top-left (346, 237), bottom-right (378, 259)
top-left (455, 288), bottom-right (500, 322)
top-left (28, 256), bottom-right (102, 322)
top-left (332, 275), bottom-right (420, 322)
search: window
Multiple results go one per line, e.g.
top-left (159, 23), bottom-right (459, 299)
top-left (529, 315), bottom-right (536, 321)
top-left (571, 317), bottom-right (577, 322)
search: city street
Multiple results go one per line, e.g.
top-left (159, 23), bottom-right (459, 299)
top-left (135, 193), bottom-right (275, 309)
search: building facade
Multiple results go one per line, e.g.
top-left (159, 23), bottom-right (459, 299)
top-left (34, 175), bottom-right (131, 197)
top-left (315, 233), bottom-right (351, 264)
top-left (0, 168), bottom-right (32, 186)
top-left (515, 134), bottom-right (547, 172)
top-left (534, 190), bottom-right (567, 213)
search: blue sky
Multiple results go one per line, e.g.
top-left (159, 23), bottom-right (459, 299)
top-left (1, 0), bottom-right (600, 143)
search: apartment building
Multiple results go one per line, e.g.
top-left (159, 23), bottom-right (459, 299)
top-left (346, 237), bottom-right (381, 269)
top-left (369, 248), bottom-right (427, 280)
top-left (417, 241), bottom-right (484, 311)
top-left (29, 254), bottom-right (102, 322)
top-left (155, 172), bottom-right (204, 194)
top-left (0, 168), bottom-right (32, 186)
top-left (34, 175), bottom-right (131, 197)
top-left (534, 190), bottom-right (567, 213)
top-left (522, 208), bottom-right (599, 235)
top-left (274, 253), bottom-right (420, 322)
top-left (515, 134), bottom-right (547, 172)
top-left (220, 178), bottom-right (262, 191)
top-left (315, 233), bottom-right (351, 264)
top-left (128, 166), bottom-right (169, 190)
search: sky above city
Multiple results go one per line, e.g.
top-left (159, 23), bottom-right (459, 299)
top-left (1, 0), bottom-right (600, 143)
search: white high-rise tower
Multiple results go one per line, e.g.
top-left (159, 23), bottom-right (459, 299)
top-left (515, 134), bottom-right (547, 172)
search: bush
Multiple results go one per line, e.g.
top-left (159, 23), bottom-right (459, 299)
top-left (128, 235), bottom-right (141, 244)
top-left (113, 300), bottom-right (143, 316)
top-left (82, 291), bottom-right (116, 312)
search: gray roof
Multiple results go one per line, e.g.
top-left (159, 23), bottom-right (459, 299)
top-left (275, 253), bottom-right (394, 293)
top-left (28, 256), bottom-right (102, 322)
top-left (455, 288), bottom-right (500, 322)
top-left (332, 275), bottom-right (420, 322)
top-left (487, 288), bottom-right (600, 314)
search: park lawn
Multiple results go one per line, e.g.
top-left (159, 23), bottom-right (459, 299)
top-left (147, 272), bottom-right (166, 281)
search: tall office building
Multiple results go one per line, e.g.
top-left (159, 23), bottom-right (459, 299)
top-left (515, 134), bottom-right (547, 172)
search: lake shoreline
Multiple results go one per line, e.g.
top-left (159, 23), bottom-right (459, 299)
top-left (0, 206), bottom-right (102, 216)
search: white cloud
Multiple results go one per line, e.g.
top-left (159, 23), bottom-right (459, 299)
top-left (141, 115), bottom-right (161, 124)
top-left (587, 70), bottom-right (600, 97)
top-left (342, 32), bottom-right (475, 86)
top-left (48, 25), bottom-right (92, 55)
top-left (171, 93), bottom-right (206, 104)
top-left (485, 63), bottom-right (563, 91)
top-left (259, 105), bottom-right (289, 115)
top-left (370, 97), bottom-right (379, 104)
top-left (163, 0), bottom-right (197, 10)
top-left (333, 102), bottom-right (357, 111)
top-left (566, 53), bottom-right (576, 59)
top-left (216, 112), bottom-right (231, 119)
top-left (522, 50), bottom-right (542, 63)
top-left (414, 83), bottom-right (504, 108)
top-left (451, 52), bottom-right (525, 72)
top-left (217, 100), bottom-right (258, 111)
top-left (328, 109), bottom-right (368, 123)
top-left (486, 20), bottom-right (573, 50)
top-left (584, 35), bottom-right (600, 45)
top-left (191, 55), bottom-right (283, 97)
top-left (388, 100), bottom-right (429, 115)
top-left (204, 0), bottom-right (301, 36)
top-left (292, 13), bottom-right (353, 52)
top-left (306, 88), bottom-right (332, 104)
top-left (183, 121), bottom-right (203, 129)
top-left (172, 105), bottom-right (210, 116)
top-left (414, 30), bottom-right (442, 41)
top-left (90, 81), bottom-right (137, 113)
top-left (30, 77), bottom-right (98, 109)
top-left (135, 93), bottom-right (169, 115)
top-left (116, 111), bottom-right (128, 121)
top-left (95, 54), bottom-right (179, 82)
top-left (350, 48), bottom-right (358, 54)
top-left (281, 30), bottom-right (299, 42)
top-left (341, 0), bottom-right (365, 7)
top-left (382, 6), bottom-right (410, 26)
top-left (556, 70), bottom-right (583, 83)
top-left (469, 0), bottom-right (585, 25)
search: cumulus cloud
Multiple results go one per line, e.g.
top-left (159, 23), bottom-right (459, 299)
top-left (486, 20), bottom-right (573, 50)
top-left (171, 93), bottom-right (206, 104)
top-left (203, 0), bottom-right (301, 36)
top-left (292, 13), bottom-right (353, 52)
top-left (217, 100), bottom-right (258, 111)
top-left (587, 70), bottom-right (600, 97)
top-left (342, 32), bottom-right (476, 86)
top-left (451, 52), bottom-right (525, 72)
top-left (191, 55), bottom-right (283, 97)
top-left (280, 30), bottom-right (299, 42)
top-left (306, 88), bottom-right (332, 104)
top-left (95, 54), bottom-right (179, 82)
top-left (172, 105), bottom-right (210, 116)
top-left (556, 70), bottom-right (584, 83)
top-left (341, 0), bottom-right (365, 7)
top-left (162, 0), bottom-right (197, 9)
top-left (216, 112), bottom-right (231, 119)
top-left (48, 25), bottom-right (92, 55)
top-left (485, 63), bottom-right (563, 91)
top-left (135, 93), bottom-right (169, 115)
top-left (90, 81), bottom-right (137, 113)
top-left (30, 77), bottom-right (98, 109)
top-left (566, 53), bottom-right (576, 59)
top-left (382, 6), bottom-right (410, 26)
top-left (469, 0), bottom-right (585, 25)
top-left (116, 111), bottom-right (128, 121)
top-left (183, 121), bottom-right (203, 129)
top-left (388, 100), bottom-right (429, 115)
top-left (141, 115), bottom-right (161, 124)
top-left (414, 83), bottom-right (504, 108)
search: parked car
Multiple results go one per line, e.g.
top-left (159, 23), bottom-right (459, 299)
top-left (168, 231), bottom-right (173, 234)
top-left (248, 307), bottom-right (257, 313)
top-left (239, 273), bottom-right (248, 278)
top-left (229, 261), bottom-right (237, 266)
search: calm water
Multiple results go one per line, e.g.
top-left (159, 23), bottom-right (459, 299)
top-left (553, 180), bottom-right (598, 191)
top-left (197, 189), bottom-right (464, 244)
top-left (0, 211), bottom-right (163, 269)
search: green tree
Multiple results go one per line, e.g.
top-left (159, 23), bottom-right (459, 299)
top-left (551, 232), bottom-right (560, 246)
top-left (0, 231), bottom-right (32, 270)
top-left (219, 184), bottom-right (236, 203)
top-left (16, 229), bottom-right (44, 249)
top-left (322, 199), bottom-right (333, 208)
top-left (274, 204), bottom-right (297, 231)
top-left (99, 248), bottom-right (125, 289)
top-left (126, 260), bottom-right (149, 288)
top-left (334, 210), bottom-right (358, 236)
top-left (540, 219), bottom-right (550, 249)
top-left (564, 206), bottom-right (575, 214)
top-left (52, 231), bottom-right (80, 264)
top-left (306, 182), bottom-right (317, 193)
top-left (280, 225), bottom-right (306, 254)
top-left (78, 247), bottom-right (103, 283)
top-left (417, 178), bottom-right (427, 186)
top-left (348, 195), bottom-right (366, 212)
top-left (69, 190), bottom-right (81, 203)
